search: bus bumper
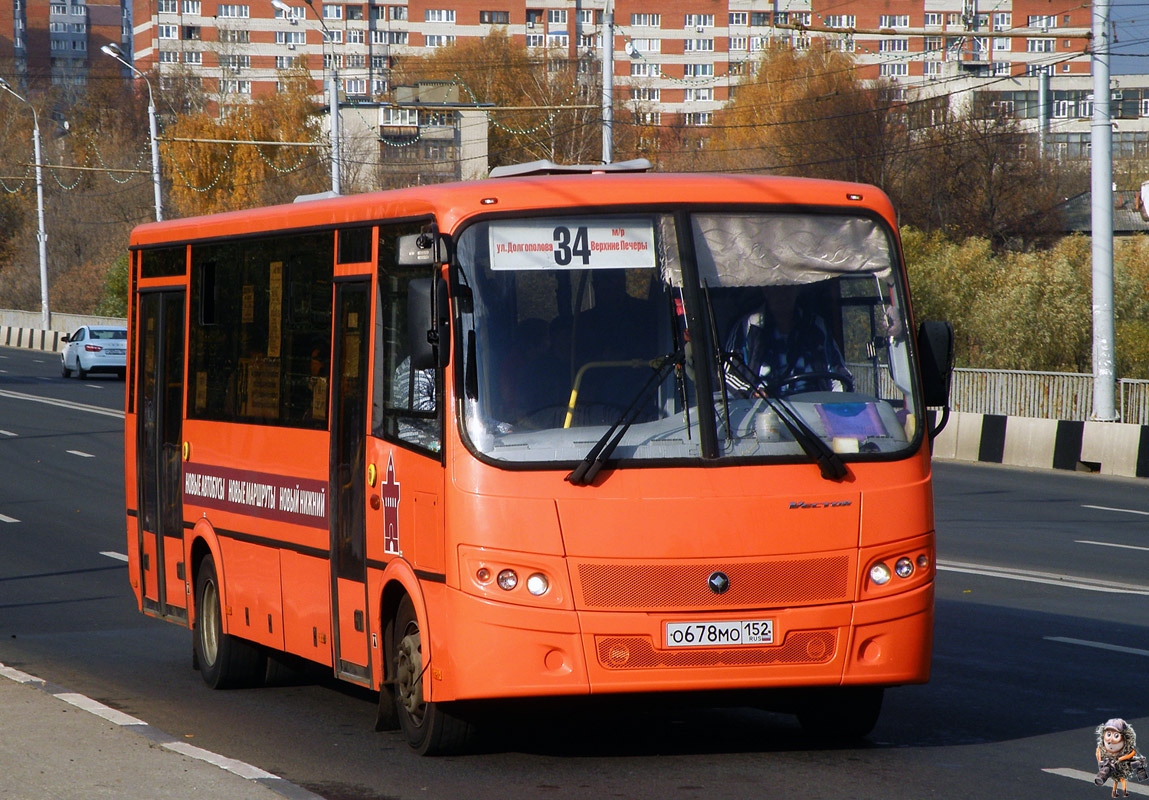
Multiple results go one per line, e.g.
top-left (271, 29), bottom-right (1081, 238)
top-left (430, 581), bottom-right (932, 702)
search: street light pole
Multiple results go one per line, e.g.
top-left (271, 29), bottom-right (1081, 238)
top-left (273, 0), bottom-right (341, 194)
top-left (101, 43), bottom-right (163, 222)
top-left (0, 78), bottom-right (50, 332)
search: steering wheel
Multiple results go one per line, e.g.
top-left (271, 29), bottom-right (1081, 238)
top-left (770, 370), bottom-right (855, 395)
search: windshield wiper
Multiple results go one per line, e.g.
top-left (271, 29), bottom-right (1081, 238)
top-left (719, 351), bottom-right (849, 482)
top-left (566, 350), bottom-right (684, 486)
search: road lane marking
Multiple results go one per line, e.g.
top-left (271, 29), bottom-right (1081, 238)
top-left (1083, 504), bottom-right (1149, 517)
top-left (66, 450), bottom-right (95, 458)
top-left (0, 514), bottom-right (19, 523)
top-left (100, 551), bottom-right (128, 562)
top-left (1045, 637), bottom-right (1149, 657)
top-left (0, 430), bottom-right (16, 436)
top-left (1077, 539), bottom-right (1149, 552)
top-left (0, 388), bottom-right (123, 419)
top-left (0, 661), bottom-right (317, 797)
top-left (56, 692), bottom-right (147, 726)
top-left (1044, 767), bottom-right (1149, 795)
top-left (937, 560), bottom-right (1149, 595)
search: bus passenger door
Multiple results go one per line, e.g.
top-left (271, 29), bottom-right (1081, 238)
top-left (135, 290), bottom-right (186, 621)
top-left (330, 281), bottom-right (372, 684)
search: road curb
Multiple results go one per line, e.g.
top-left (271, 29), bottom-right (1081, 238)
top-left (933, 410), bottom-right (1149, 479)
top-left (0, 662), bottom-right (324, 800)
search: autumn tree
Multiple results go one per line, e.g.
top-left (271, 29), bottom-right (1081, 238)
top-left (391, 30), bottom-right (606, 169)
top-left (698, 41), bottom-right (907, 187)
top-left (161, 68), bottom-right (327, 216)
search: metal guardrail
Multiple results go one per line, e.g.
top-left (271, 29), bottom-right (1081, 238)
top-left (949, 368), bottom-right (1149, 425)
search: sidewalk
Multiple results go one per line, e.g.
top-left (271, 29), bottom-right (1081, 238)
top-left (0, 665), bottom-right (319, 800)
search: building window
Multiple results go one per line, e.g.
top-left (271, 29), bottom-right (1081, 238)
top-left (683, 38), bottom-right (714, 52)
top-left (382, 107), bottom-right (417, 126)
top-left (424, 34), bottom-right (455, 47)
top-left (159, 50), bottom-right (179, 63)
top-left (158, 24), bottom-right (178, 38)
top-left (992, 61), bottom-right (1011, 76)
top-left (630, 86), bottom-right (660, 101)
top-left (825, 15), bottom-right (855, 28)
top-left (220, 79), bottom-right (251, 94)
top-left (323, 53), bottom-right (344, 69)
top-left (879, 63), bottom-right (908, 76)
top-left (348, 29), bottom-right (364, 43)
top-left (1027, 38), bottom-right (1054, 52)
top-left (274, 4), bottom-right (304, 20)
top-left (344, 78), bottom-right (366, 95)
top-left (924, 36), bottom-right (943, 57)
top-left (389, 5), bottom-right (406, 20)
top-left (683, 63), bottom-right (713, 78)
top-left (630, 38), bottom-right (661, 53)
top-left (879, 38), bottom-right (908, 52)
top-left (219, 28), bottom-right (249, 42)
top-left (275, 30), bottom-right (305, 44)
top-left (994, 37), bottom-right (1010, 52)
top-left (879, 15), bottom-right (909, 28)
top-left (347, 5), bottom-right (361, 19)
top-left (924, 12), bottom-right (942, 27)
top-left (184, 51), bottom-right (202, 63)
top-left (325, 29), bottom-right (342, 42)
top-left (993, 12), bottom-right (1011, 30)
top-left (275, 55), bottom-right (299, 68)
top-left (547, 9), bottom-right (566, 25)
top-left (630, 13), bottom-right (659, 27)
top-left (424, 8), bottom-right (453, 23)
top-left (684, 87), bottom-right (713, 102)
top-left (684, 14), bottom-right (713, 28)
top-left (50, 3), bottom-right (66, 13)
top-left (630, 61), bottom-right (654, 76)
top-left (182, 0), bottom-right (200, 14)
top-left (729, 11), bottom-right (747, 26)
top-left (729, 36), bottom-right (747, 51)
top-left (683, 112), bottom-right (711, 126)
top-left (157, 0), bottom-right (177, 12)
top-left (1028, 15), bottom-right (1057, 29)
top-left (183, 25), bottom-right (201, 39)
top-left (480, 10), bottom-right (508, 24)
top-left (547, 32), bottom-right (568, 47)
top-left (221, 54), bottom-right (250, 70)
top-left (371, 54), bottom-right (387, 68)
top-left (323, 4), bottom-right (342, 19)
top-left (751, 11), bottom-right (770, 26)
top-left (924, 61), bottom-right (942, 76)
top-left (217, 4), bottom-right (249, 18)
top-left (525, 33), bottom-right (544, 47)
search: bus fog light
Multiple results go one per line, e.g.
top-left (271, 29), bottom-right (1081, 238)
top-left (895, 558), bottom-right (914, 579)
top-left (917, 554), bottom-right (930, 570)
top-left (526, 573), bottom-right (549, 596)
top-left (870, 563), bottom-right (891, 585)
top-left (476, 567), bottom-right (492, 584)
top-left (497, 569), bottom-right (518, 591)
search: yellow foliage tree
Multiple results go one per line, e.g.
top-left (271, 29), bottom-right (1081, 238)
top-left (162, 68), bottom-right (327, 216)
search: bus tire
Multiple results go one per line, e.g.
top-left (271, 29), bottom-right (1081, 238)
top-left (390, 595), bottom-right (473, 755)
top-left (796, 687), bottom-right (883, 741)
top-left (193, 553), bottom-right (266, 689)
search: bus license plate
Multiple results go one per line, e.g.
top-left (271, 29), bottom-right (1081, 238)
top-left (665, 619), bottom-right (774, 648)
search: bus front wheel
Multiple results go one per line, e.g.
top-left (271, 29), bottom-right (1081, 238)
top-left (193, 554), bottom-right (266, 689)
top-left (389, 595), bottom-right (474, 755)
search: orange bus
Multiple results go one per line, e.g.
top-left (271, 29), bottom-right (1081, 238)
top-left (125, 163), bottom-right (954, 755)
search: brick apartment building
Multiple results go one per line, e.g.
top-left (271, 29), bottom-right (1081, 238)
top-left (5, 0), bottom-right (1149, 167)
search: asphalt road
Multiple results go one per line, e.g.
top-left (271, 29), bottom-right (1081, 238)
top-left (1, 344), bottom-right (1147, 799)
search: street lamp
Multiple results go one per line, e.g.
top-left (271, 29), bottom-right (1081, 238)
top-left (0, 78), bottom-right (49, 332)
top-left (101, 43), bottom-right (163, 222)
top-left (272, 0), bottom-right (341, 194)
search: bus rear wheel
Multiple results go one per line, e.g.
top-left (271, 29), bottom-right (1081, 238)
top-left (390, 595), bottom-right (474, 755)
top-left (193, 553), bottom-right (266, 689)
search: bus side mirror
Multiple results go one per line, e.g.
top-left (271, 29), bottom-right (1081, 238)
top-left (917, 320), bottom-right (955, 438)
top-left (397, 232), bottom-right (447, 266)
top-left (407, 277), bottom-right (450, 371)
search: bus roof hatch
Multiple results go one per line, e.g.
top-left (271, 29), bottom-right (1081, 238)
top-left (488, 158), bottom-right (652, 179)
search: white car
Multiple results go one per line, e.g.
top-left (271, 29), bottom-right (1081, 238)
top-left (61, 325), bottom-right (128, 379)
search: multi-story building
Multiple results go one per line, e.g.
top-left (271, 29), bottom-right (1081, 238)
top-left (120, 0), bottom-right (1095, 123)
top-left (0, 0), bottom-right (131, 91)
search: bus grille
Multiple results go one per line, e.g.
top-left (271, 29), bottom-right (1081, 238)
top-left (575, 555), bottom-right (851, 611)
top-left (595, 630), bottom-right (838, 670)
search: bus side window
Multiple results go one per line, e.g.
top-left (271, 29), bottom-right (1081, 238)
top-left (373, 222), bottom-right (442, 454)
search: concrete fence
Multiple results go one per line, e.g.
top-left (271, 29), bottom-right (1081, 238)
top-left (0, 309), bottom-right (126, 353)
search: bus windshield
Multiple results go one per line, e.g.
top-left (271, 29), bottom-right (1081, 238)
top-left (455, 210), bottom-right (921, 467)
